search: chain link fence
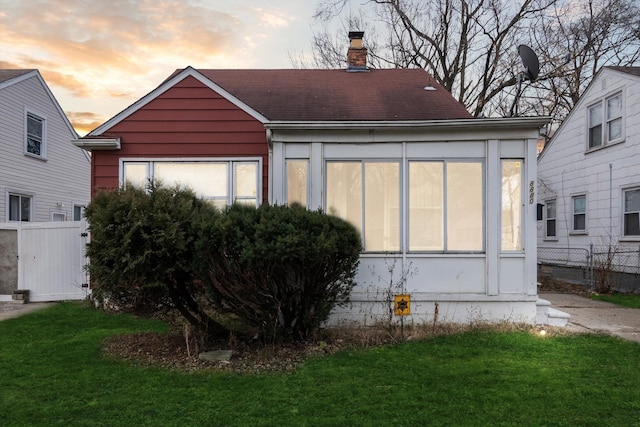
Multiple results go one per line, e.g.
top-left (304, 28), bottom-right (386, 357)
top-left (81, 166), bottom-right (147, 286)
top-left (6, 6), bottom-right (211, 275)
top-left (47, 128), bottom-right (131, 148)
top-left (538, 245), bottom-right (640, 293)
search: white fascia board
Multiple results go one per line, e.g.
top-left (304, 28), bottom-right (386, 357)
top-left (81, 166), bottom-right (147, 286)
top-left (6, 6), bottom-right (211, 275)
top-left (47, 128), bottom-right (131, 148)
top-left (88, 66), bottom-right (268, 136)
top-left (72, 138), bottom-right (120, 150)
top-left (266, 117), bottom-right (550, 144)
top-left (265, 116), bottom-right (550, 132)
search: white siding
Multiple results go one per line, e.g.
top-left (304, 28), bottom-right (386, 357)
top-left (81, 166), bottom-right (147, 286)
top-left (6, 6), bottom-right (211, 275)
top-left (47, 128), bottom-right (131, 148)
top-left (537, 68), bottom-right (640, 252)
top-left (0, 73), bottom-right (90, 222)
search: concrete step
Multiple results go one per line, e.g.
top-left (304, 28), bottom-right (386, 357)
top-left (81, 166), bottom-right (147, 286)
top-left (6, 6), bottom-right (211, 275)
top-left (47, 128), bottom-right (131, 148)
top-left (536, 298), bottom-right (570, 327)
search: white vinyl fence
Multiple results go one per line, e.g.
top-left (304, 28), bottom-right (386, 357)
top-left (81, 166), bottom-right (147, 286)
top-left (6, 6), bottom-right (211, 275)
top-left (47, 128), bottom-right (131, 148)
top-left (0, 221), bottom-right (90, 302)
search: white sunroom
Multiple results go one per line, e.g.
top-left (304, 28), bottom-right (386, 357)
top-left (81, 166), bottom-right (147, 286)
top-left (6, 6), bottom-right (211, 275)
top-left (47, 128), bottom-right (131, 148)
top-left (267, 117), bottom-right (548, 325)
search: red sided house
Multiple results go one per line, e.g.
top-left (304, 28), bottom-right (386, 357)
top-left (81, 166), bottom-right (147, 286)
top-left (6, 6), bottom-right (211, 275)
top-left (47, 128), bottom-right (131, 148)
top-left (75, 34), bottom-right (551, 326)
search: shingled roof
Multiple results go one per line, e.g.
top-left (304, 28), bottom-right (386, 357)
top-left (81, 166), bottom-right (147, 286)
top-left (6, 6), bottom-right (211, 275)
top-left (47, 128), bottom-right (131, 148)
top-left (194, 68), bottom-right (472, 121)
top-left (606, 66), bottom-right (640, 77)
top-left (0, 69), bottom-right (36, 84)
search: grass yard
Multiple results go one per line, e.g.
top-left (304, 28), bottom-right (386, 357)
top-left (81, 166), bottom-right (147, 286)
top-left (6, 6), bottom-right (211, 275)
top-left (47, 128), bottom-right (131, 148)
top-left (2, 302), bottom-right (640, 426)
top-left (591, 292), bottom-right (640, 309)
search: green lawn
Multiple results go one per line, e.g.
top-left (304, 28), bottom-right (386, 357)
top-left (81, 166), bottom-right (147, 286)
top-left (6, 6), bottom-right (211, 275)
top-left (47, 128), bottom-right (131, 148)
top-left (591, 292), bottom-right (640, 309)
top-left (2, 302), bottom-right (640, 426)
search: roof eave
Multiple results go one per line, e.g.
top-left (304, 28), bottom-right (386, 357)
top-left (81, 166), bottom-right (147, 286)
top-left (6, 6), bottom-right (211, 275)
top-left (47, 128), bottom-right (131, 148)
top-left (264, 116), bottom-right (550, 131)
top-left (72, 137), bottom-right (121, 150)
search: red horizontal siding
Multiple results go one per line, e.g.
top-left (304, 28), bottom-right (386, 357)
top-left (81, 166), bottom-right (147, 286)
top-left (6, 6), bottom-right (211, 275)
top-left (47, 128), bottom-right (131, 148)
top-left (119, 143), bottom-right (268, 157)
top-left (128, 109), bottom-right (256, 122)
top-left (91, 75), bottom-right (269, 200)
top-left (112, 120), bottom-right (265, 133)
top-left (137, 98), bottom-right (254, 111)
top-left (116, 132), bottom-right (267, 144)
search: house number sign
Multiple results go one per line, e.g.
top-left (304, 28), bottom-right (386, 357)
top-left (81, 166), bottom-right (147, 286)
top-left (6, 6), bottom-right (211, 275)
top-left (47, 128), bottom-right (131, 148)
top-left (529, 181), bottom-right (535, 204)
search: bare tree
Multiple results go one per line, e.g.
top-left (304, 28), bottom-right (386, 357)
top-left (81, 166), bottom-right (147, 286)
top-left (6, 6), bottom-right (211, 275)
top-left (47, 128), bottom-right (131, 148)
top-left (526, 0), bottom-right (640, 126)
top-left (310, 0), bottom-right (640, 123)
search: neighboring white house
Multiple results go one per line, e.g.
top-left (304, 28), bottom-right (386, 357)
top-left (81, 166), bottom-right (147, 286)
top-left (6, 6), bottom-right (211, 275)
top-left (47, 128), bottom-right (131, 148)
top-left (0, 69), bottom-right (90, 222)
top-left (537, 66), bottom-right (640, 289)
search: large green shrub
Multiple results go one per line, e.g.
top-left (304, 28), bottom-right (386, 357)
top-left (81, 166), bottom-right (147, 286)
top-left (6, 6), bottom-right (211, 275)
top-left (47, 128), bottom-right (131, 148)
top-left (84, 183), bottom-right (228, 337)
top-left (195, 203), bottom-right (362, 342)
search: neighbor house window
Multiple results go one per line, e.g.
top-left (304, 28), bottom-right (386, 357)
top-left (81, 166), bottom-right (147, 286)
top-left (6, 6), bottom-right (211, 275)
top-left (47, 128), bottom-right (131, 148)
top-left (8, 194), bottom-right (31, 222)
top-left (286, 160), bottom-right (308, 207)
top-left (51, 212), bottom-right (66, 221)
top-left (501, 160), bottom-right (523, 251)
top-left (326, 161), bottom-right (400, 252)
top-left (572, 195), bottom-right (586, 232)
top-left (545, 200), bottom-right (556, 238)
top-left (25, 112), bottom-right (45, 158)
top-left (623, 188), bottom-right (640, 236)
top-left (73, 204), bottom-right (85, 221)
top-left (122, 160), bottom-right (260, 208)
top-left (588, 92), bottom-right (623, 149)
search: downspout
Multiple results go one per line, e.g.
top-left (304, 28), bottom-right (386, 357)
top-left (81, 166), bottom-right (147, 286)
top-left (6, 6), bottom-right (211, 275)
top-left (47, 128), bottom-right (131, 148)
top-left (609, 163), bottom-right (613, 244)
top-left (266, 128), bottom-right (273, 205)
top-left (402, 142), bottom-right (407, 277)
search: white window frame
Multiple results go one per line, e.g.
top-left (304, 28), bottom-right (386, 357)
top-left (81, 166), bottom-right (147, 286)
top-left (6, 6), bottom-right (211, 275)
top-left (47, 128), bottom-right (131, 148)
top-left (501, 159), bottom-right (524, 252)
top-left (587, 92), bottom-right (624, 151)
top-left (571, 194), bottom-right (587, 234)
top-left (545, 200), bottom-right (557, 239)
top-left (325, 159), bottom-right (402, 253)
top-left (51, 211), bottom-right (67, 221)
top-left (623, 187), bottom-right (640, 238)
top-left (7, 191), bottom-right (33, 222)
top-left (24, 109), bottom-right (47, 159)
top-left (73, 203), bottom-right (86, 221)
top-left (324, 158), bottom-right (486, 254)
top-left (120, 157), bottom-right (262, 207)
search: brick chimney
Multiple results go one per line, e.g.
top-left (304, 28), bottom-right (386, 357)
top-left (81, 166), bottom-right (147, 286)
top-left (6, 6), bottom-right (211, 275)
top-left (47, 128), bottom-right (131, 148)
top-left (347, 31), bottom-right (367, 71)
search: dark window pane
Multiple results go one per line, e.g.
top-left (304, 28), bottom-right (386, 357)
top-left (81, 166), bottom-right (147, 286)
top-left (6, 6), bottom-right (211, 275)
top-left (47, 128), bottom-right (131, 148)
top-left (624, 213), bottom-right (640, 236)
top-left (574, 214), bottom-right (585, 231)
top-left (589, 125), bottom-right (602, 148)
top-left (27, 137), bottom-right (41, 155)
top-left (20, 197), bottom-right (30, 221)
top-left (9, 195), bottom-right (19, 221)
top-left (547, 219), bottom-right (556, 237)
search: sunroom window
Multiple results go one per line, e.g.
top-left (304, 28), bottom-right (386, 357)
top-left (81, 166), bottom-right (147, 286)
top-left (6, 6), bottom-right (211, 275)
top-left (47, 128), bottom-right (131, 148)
top-left (326, 161), bottom-right (400, 252)
top-left (286, 160), bottom-right (308, 207)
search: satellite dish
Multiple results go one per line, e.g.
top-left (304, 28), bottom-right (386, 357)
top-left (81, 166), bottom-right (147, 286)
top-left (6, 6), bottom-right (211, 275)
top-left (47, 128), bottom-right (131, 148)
top-left (510, 45), bottom-right (540, 117)
top-left (518, 45), bottom-right (539, 82)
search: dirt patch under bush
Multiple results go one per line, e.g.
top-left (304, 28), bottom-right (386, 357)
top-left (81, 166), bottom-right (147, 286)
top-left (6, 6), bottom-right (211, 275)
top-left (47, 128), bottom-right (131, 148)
top-left (102, 321), bottom-right (570, 374)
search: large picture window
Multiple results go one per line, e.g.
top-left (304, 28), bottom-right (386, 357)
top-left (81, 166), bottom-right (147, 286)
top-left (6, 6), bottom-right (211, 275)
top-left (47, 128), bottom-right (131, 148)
top-left (624, 188), bottom-right (640, 237)
top-left (122, 160), bottom-right (259, 208)
top-left (588, 92), bottom-right (623, 149)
